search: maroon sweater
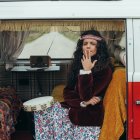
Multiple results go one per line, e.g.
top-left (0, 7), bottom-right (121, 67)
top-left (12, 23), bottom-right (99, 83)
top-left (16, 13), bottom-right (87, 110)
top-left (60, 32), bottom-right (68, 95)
top-left (61, 66), bottom-right (112, 126)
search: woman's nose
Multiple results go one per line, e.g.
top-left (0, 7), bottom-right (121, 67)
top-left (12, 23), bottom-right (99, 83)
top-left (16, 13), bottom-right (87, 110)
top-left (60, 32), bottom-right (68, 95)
top-left (86, 44), bottom-right (91, 49)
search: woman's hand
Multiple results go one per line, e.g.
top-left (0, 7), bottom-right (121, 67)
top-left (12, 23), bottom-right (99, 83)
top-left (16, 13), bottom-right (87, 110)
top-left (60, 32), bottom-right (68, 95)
top-left (85, 96), bottom-right (102, 106)
top-left (81, 50), bottom-right (97, 71)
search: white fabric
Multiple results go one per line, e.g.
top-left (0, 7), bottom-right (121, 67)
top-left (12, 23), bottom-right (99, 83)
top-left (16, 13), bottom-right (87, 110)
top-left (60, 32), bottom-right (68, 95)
top-left (23, 96), bottom-right (54, 112)
top-left (80, 69), bottom-right (91, 75)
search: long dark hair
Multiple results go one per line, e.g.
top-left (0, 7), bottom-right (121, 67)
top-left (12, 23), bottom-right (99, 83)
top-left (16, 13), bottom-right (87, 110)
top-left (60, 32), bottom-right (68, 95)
top-left (67, 30), bottom-right (111, 89)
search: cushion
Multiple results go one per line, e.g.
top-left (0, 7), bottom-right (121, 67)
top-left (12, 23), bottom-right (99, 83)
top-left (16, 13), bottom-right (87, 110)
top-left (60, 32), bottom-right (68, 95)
top-left (52, 85), bottom-right (65, 102)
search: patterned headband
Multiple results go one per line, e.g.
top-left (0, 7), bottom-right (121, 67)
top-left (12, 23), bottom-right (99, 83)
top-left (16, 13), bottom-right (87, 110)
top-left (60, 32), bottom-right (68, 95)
top-left (80, 34), bottom-right (102, 41)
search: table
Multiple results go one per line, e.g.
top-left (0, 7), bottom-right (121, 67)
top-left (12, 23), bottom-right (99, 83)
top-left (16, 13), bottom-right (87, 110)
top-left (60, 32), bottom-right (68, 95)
top-left (11, 65), bottom-right (60, 72)
top-left (11, 65), bottom-right (60, 99)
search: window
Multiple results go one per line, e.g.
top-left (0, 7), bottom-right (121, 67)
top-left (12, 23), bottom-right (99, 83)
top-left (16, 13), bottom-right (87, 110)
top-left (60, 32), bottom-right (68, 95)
top-left (0, 20), bottom-right (125, 61)
top-left (18, 28), bottom-right (80, 59)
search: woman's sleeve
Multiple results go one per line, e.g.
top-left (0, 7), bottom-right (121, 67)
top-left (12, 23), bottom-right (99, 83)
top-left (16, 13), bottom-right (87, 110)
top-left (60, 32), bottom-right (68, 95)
top-left (63, 87), bottom-right (79, 100)
top-left (62, 86), bottom-right (81, 108)
top-left (78, 66), bottom-right (113, 100)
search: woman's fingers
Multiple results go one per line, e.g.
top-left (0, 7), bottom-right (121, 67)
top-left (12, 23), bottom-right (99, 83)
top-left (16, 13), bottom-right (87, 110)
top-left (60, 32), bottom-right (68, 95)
top-left (86, 50), bottom-right (90, 59)
top-left (81, 51), bottom-right (97, 70)
top-left (92, 60), bottom-right (97, 67)
top-left (83, 54), bottom-right (86, 60)
top-left (85, 50), bottom-right (91, 59)
top-left (84, 50), bottom-right (88, 59)
top-left (81, 55), bottom-right (85, 65)
top-left (89, 50), bottom-right (92, 61)
top-left (90, 97), bottom-right (101, 105)
top-left (81, 59), bottom-right (84, 66)
top-left (85, 97), bottom-right (101, 107)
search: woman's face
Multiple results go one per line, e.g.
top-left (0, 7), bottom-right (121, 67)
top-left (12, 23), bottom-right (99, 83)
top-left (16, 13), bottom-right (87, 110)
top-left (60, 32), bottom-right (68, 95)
top-left (82, 38), bottom-right (97, 57)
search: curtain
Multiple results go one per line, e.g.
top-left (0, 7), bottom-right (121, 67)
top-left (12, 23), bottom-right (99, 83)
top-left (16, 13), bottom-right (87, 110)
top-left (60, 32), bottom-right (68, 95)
top-left (99, 31), bottom-right (126, 66)
top-left (0, 20), bottom-right (125, 32)
top-left (0, 31), bottom-right (29, 69)
top-left (100, 31), bottom-right (125, 56)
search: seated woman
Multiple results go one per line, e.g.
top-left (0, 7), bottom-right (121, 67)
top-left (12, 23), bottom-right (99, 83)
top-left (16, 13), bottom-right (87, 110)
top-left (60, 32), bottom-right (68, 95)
top-left (34, 30), bottom-right (113, 140)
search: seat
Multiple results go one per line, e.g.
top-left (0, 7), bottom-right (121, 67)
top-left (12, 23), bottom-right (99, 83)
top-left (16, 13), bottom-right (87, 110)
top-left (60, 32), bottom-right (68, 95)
top-left (52, 68), bottom-right (126, 140)
top-left (99, 68), bottom-right (126, 140)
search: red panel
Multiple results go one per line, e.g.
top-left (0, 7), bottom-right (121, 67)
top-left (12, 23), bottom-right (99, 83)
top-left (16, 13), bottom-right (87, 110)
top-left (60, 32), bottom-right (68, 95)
top-left (133, 82), bottom-right (140, 138)
top-left (128, 82), bottom-right (133, 139)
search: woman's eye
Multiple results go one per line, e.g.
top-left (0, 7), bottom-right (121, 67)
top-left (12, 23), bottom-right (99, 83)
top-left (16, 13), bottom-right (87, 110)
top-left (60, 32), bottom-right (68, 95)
top-left (83, 42), bottom-right (97, 46)
top-left (83, 42), bottom-right (87, 46)
top-left (91, 42), bottom-right (97, 45)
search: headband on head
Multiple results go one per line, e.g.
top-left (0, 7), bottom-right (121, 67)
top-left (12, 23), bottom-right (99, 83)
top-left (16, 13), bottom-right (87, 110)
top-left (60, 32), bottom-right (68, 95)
top-left (80, 34), bottom-right (102, 41)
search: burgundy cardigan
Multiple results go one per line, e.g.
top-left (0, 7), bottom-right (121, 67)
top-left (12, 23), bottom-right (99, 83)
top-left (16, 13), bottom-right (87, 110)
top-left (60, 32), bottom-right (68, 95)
top-left (60, 66), bottom-right (112, 126)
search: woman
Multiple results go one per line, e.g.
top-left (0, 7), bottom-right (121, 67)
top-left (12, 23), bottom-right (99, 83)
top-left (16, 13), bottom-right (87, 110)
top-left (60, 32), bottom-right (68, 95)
top-left (34, 30), bottom-right (113, 140)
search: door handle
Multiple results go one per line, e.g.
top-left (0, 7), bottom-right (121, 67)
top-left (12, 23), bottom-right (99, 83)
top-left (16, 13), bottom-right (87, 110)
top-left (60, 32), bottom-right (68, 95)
top-left (136, 100), bottom-right (140, 105)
